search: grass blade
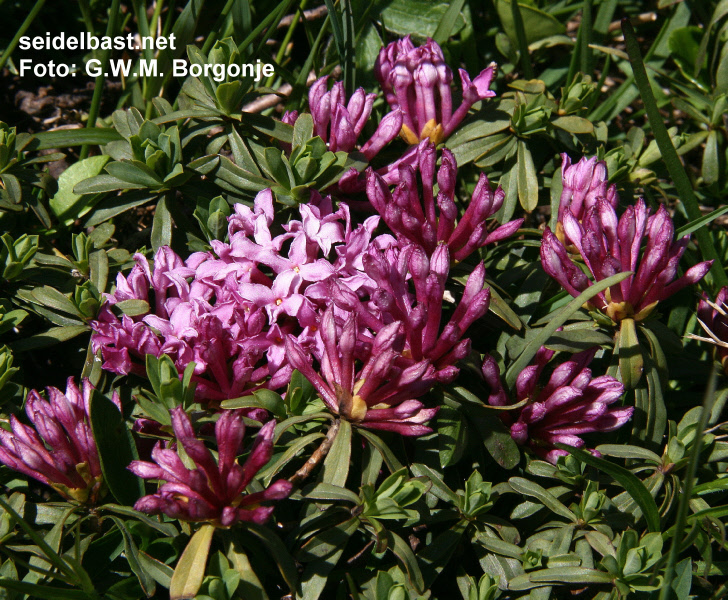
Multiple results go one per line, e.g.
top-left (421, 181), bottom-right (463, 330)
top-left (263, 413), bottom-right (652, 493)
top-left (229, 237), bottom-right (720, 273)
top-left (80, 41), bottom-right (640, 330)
top-left (510, 0), bottom-right (534, 79)
top-left (433, 0), bottom-right (466, 44)
top-left (504, 271), bottom-right (632, 388)
top-left (554, 444), bottom-right (661, 533)
top-left (622, 18), bottom-right (727, 287)
top-left (657, 369), bottom-right (718, 600)
top-left (0, 0), bottom-right (46, 70)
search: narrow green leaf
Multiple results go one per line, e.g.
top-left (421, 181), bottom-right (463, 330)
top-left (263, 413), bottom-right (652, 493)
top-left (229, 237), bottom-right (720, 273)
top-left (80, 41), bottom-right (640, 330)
top-left (90, 390), bottom-right (144, 506)
top-left (322, 419), bottom-right (352, 487)
top-left (170, 524), bottom-right (215, 600)
top-left (505, 271), bottom-right (632, 388)
top-left (555, 444), bottom-right (661, 532)
top-left (508, 477), bottom-right (576, 522)
top-left (433, 0), bottom-right (466, 44)
top-left (302, 483), bottom-right (361, 504)
top-left (33, 128), bottom-right (122, 150)
top-left (618, 318), bottom-right (643, 389)
top-left (242, 522), bottom-right (299, 594)
top-left (516, 140), bottom-right (538, 212)
top-left (151, 195), bottom-right (173, 252)
top-left (109, 516), bottom-right (156, 597)
top-left (437, 406), bottom-right (466, 468)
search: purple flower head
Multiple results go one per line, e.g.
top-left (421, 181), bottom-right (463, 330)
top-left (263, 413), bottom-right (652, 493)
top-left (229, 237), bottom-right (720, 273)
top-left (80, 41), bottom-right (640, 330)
top-left (483, 349), bottom-right (632, 463)
top-left (91, 189), bottom-right (361, 403)
top-left (0, 378), bottom-right (115, 504)
top-left (696, 287), bottom-right (728, 374)
top-left (541, 198), bottom-right (713, 322)
top-left (557, 154), bottom-right (617, 225)
top-left (374, 36), bottom-right (496, 145)
top-left (366, 144), bottom-right (522, 260)
top-left (285, 306), bottom-right (439, 436)
top-left (129, 407), bottom-right (292, 527)
top-left (324, 241), bottom-right (489, 384)
top-left (292, 76), bottom-right (402, 161)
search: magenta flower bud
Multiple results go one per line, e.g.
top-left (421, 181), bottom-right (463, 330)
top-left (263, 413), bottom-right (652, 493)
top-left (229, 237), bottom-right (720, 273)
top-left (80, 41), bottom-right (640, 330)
top-left (376, 36), bottom-right (497, 145)
top-left (484, 350), bottom-right (631, 463)
top-left (130, 410), bottom-right (290, 527)
top-left (361, 109), bottom-right (403, 161)
top-left (303, 75), bottom-right (398, 160)
top-left (558, 154), bottom-right (617, 224)
top-left (0, 378), bottom-right (113, 504)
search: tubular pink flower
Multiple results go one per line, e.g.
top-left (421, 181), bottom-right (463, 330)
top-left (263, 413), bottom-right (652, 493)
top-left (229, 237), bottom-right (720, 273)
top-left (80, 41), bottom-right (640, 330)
top-left (558, 154), bottom-right (617, 225)
top-left (366, 143), bottom-right (522, 260)
top-left (0, 378), bottom-right (115, 504)
top-left (289, 76), bottom-right (401, 160)
top-left (484, 349), bottom-right (631, 463)
top-left (374, 36), bottom-right (496, 145)
top-left (129, 408), bottom-right (291, 527)
top-left (542, 196), bottom-right (713, 322)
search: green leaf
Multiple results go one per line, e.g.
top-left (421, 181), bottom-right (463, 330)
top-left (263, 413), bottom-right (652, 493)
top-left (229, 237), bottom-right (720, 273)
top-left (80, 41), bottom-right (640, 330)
top-left (675, 204), bottom-right (728, 238)
top-left (103, 504), bottom-right (179, 537)
top-left (0, 580), bottom-right (92, 600)
top-left (49, 156), bottom-right (110, 225)
top-left (11, 325), bottom-right (88, 351)
top-left (437, 405), bottom-right (466, 468)
top-left (242, 523), bottom-right (298, 594)
top-left (222, 389), bottom-right (286, 419)
top-left (297, 516), bottom-right (359, 562)
top-left (545, 327), bottom-right (613, 352)
top-left (389, 530), bottom-right (425, 594)
top-left (551, 116), bottom-right (594, 134)
top-left (466, 404), bottom-right (521, 469)
top-left (381, 0), bottom-right (465, 39)
top-left (432, 0), bottom-right (466, 44)
top-left (302, 483), bottom-right (361, 504)
top-left (299, 518), bottom-right (357, 600)
top-left (495, 0), bottom-right (565, 45)
top-left (83, 191), bottom-right (158, 227)
top-left (516, 140), bottom-right (538, 212)
top-left (74, 174), bottom-right (145, 194)
top-left (508, 477), bottom-right (576, 522)
top-left (32, 128), bottom-right (122, 150)
top-left (109, 516), bottom-right (156, 597)
top-left (623, 19), bottom-right (727, 287)
top-left (115, 299), bottom-right (151, 317)
top-left (292, 114), bottom-right (314, 156)
top-left (151, 195), bottom-right (173, 252)
top-left (555, 444), bottom-right (661, 532)
top-left (90, 390), bottom-right (144, 506)
top-left (672, 558), bottom-right (692, 600)
top-left (322, 419), bottom-right (351, 487)
top-left (105, 161), bottom-right (163, 188)
top-left (170, 524), bottom-right (215, 600)
top-left (505, 271), bottom-right (632, 388)
top-left (618, 318), bottom-right (643, 389)
top-left (357, 429), bottom-right (404, 473)
top-left (508, 567), bottom-right (613, 590)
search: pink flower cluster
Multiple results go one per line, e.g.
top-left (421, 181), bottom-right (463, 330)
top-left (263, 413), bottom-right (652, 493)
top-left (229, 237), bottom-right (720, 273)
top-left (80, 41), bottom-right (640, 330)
top-left (542, 156), bottom-right (712, 322)
top-left (366, 143), bottom-right (522, 261)
top-left (483, 348), bottom-right (632, 463)
top-left (130, 407), bottom-right (292, 526)
top-left (0, 378), bottom-right (112, 504)
top-left (375, 36), bottom-right (496, 145)
top-left (91, 176), bottom-right (499, 435)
